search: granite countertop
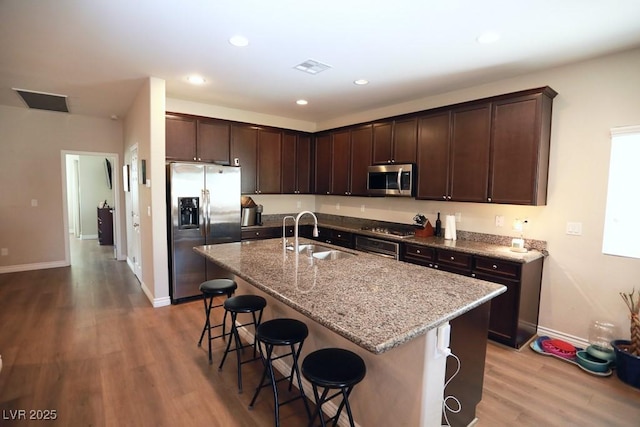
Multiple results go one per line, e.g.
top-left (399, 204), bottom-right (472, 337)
top-left (252, 215), bottom-right (545, 263)
top-left (194, 238), bottom-right (505, 354)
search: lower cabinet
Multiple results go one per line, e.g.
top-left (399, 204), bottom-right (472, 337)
top-left (312, 227), bottom-right (353, 248)
top-left (402, 242), bottom-right (543, 349)
top-left (241, 227), bottom-right (279, 241)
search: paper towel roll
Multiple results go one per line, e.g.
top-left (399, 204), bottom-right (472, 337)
top-left (444, 215), bottom-right (457, 241)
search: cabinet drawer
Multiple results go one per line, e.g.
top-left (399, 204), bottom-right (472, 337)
top-left (241, 228), bottom-right (279, 240)
top-left (403, 244), bottom-right (435, 264)
top-left (474, 256), bottom-right (521, 280)
top-left (436, 249), bottom-right (472, 270)
top-left (317, 227), bottom-right (353, 248)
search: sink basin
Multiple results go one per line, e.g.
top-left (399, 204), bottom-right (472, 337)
top-left (312, 250), bottom-right (355, 260)
top-left (296, 244), bottom-right (332, 253)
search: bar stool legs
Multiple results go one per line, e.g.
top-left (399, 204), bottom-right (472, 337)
top-left (248, 318), bottom-right (312, 427)
top-left (302, 348), bottom-right (366, 427)
top-left (197, 279), bottom-right (237, 364)
top-left (218, 294), bottom-right (266, 392)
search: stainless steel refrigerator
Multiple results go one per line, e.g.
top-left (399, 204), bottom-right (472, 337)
top-left (167, 162), bottom-right (241, 302)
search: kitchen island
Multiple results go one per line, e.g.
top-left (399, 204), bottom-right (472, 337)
top-left (195, 238), bottom-right (505, 426)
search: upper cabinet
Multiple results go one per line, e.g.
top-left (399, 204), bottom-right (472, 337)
top-left (488, 88), bottom-right (556, 205)
top-left (349, 124), bottom-right (373, 195)
top-left (230, 124), bottom-right (258, 194)
top-left (372, 119), bottom-right (417, 164)
top-left (416, 87), bottom-right (556, 205)
top-left (166, 114), bottom-right (230, 163)
top-left (282, 132), bottom-right (312, 194)
top-left (314, 133), bottom-right (332, 195)
top-left (231, 124), bottom-right (283, 195)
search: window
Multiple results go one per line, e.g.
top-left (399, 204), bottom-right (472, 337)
top-left (602, 126), bottom-right (640, 258)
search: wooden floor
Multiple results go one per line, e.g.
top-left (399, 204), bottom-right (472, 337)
top-left (0, 239), bottom-right (638, 426)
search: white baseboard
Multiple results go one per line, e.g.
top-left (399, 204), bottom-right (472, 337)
top-left (235, 323), bottom-right (360, 427)
top-left (80, 234), bottom-right (98, 240)
top-left (139, 280), bottom-right (171, 308)
top-left (537, 326), bottom-right (589, 349)
top-left (0, 260), bottom-right (69, 274)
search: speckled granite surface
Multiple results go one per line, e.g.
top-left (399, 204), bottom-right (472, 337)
top-left (256, 213), bottom-right (546, 263)
top-left (195, 238), bottom-right (505, 354)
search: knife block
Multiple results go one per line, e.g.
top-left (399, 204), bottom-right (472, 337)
top-left (414, 221), bottom-right (434, 237)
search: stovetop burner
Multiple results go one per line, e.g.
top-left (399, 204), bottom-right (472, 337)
top-left (360, 226), bottom-right (415, 238)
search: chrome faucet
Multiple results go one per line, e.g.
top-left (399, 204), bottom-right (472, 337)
top-left (282, 215), bottom-right (295, 248)
top-left (294, 210), bottom-right (319, 252)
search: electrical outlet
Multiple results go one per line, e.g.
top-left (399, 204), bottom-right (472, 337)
top-left (1, 248), bottom-right (8, 256)
top-left (360, 205), bottom-right (365, 212)
top-left (296, 201), bottom-right (301, 208)
top-left (495, 215), bottom-right (504, 227)
top-left (335, 203), bottom-right (340, 211)
top-left (455, 212), bottom-right (461, 223)
top-left (31, 199), bottom-right (38, 207)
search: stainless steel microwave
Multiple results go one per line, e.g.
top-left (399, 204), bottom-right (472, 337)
top-left (367, 164), bottom-right (414, 196)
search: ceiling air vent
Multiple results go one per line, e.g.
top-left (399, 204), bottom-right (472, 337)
top-left (13, 88), bottom-right (69, 113)
top-left (293, 59), bottom-right (332, 75)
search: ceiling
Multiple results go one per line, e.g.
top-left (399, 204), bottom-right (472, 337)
top-left (1, 1), bottom-right (640, 124)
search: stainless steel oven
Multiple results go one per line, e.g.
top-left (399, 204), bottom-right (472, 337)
top-left (355, 235), bottom-right (400, 260)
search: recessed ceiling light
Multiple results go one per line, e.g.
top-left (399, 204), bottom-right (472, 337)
top-left (476, 31), bottom-right (500, 44)
top-left (187, 75), bottom-right (206, 85)
top-left (296, 99), bottom-right (308, 106)
top-left (354, 79), bottom-right (369, 86)
top-left (229, 35), bottom-right (249, 47)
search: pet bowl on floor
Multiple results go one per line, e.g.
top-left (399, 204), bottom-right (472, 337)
top-left (576, 350), bottom-right (610, 373)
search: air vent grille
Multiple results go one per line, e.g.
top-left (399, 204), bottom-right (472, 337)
top-left (293, 59), bottom-right (332, 75)
top-left (14, 88), bottom-right (69, 113)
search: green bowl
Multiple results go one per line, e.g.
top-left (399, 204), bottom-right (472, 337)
top-left (576, 350), bottom-right (610, 373)
top-left (586, 345), bottom-right (616, 362)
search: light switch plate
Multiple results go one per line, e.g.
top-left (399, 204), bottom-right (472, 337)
top-left (495, 215), bottom-right (504, 227)
top-left (566, 222), bottom-right (583, 236)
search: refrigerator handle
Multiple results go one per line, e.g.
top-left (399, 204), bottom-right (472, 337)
top-left (200, 189), bottom-right (206, 237)
top-left (205, 189), bottom-right (211, 236)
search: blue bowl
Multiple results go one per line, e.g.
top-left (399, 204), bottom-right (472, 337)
top-left (576, 350), bottom-right (609, 373)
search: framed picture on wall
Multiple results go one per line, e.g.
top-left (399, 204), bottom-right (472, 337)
top-left (123, 164), bottom-right (130, 192)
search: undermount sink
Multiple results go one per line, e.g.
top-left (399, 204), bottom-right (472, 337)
top-left (312, 250), bottom-right (355, 260)
top-left (296, 244), bottom-right (332, 253)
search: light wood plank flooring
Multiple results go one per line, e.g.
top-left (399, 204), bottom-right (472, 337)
top-left (0, 238), bottom-right (638, 426)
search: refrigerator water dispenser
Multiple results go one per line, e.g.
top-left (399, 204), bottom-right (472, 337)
top-left (179, 197), bottom-right (199, 229)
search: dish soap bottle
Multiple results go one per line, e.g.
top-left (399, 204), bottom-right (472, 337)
top-left (435, 212), bottom-right (442, 237)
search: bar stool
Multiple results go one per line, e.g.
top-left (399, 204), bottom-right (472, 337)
top-left (302, 348), bottom-right (366, 427)
top-left (218, 294), bottom-right (267, 392)
top-left (197, 279), bottom-right (238, 364)
top-left (248, 318), bottom-right (312, 427)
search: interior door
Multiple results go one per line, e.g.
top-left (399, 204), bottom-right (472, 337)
top-left (130, 146), bottom-right (142, 281)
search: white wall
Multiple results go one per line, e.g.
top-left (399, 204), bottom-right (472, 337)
top-left (77, 155), bottom-right (114, 239)
top-left (167, 48), bottom-right (640, 343)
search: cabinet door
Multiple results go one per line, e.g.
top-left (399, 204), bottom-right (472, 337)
top-left (392, 118), bottom-right (417, 163)
top-left (314, 134), bottom-right (332, 194)
top-left (296, 134), bottom-right (312, 194)
top-left (281, 132), bottom-right (297, 194)
top-left (231, 125), bottom-right (258, 194)
top-left (166, 115), bottom-right (197, 161)
top-left (372, 121), bottom-right (393, 164)
top-left (197, 119), bottom-right (230, 164)
top-left (489, 94), bottom-right (546, 205)
top-left (257, 129), bottom-right (282, 193)
top-left (450, 103), bottom-right (491, 202)
top-left (474, 272), bottom-right (519, 344)
top-left (416, 112), bottom-right (451, 200)
top-left (349, 125), bottom-right (373, 196)
top-left (331, 130), bottom-right (351, 195)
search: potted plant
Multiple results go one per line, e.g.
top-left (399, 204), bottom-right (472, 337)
top-left (612, 289), bottom-right (640, 388)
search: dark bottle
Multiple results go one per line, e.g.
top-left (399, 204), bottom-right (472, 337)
top-left (435, 212), bottom-right (442, 237)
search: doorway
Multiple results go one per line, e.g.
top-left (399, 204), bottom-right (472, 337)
top-left (61, 151), bottom-right (122, 266)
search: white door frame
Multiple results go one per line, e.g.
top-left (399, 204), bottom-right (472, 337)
top-left (128, 144), bottom-right (143, 281)
top-left (60, 150), bottom-right (123, 264)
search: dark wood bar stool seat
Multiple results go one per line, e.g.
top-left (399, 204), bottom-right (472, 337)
top-left (302, 348), bottom-right (366, 427)
top-left (249, 318), bottom-right (312, 427)
top-left (218, 294), bottom-right (266, 392)
top-left (197, 279), bottom-right (237, 364)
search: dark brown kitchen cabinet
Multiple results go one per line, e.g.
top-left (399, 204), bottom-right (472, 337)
top-left (416, 111), bottom-right (451, 200)
top-left (314, 133), bottom-right (332, 195)
top-left (349, 124), bottom-right (373, 195)
top-left (488, 88), bottom-right (556, 205)
top-left (241, 227), bottom-right (280, 241)
top-left (231, 124), bottom-right (258, 194)
top-left (256, 128), bottom-right (282, 194)
top-left (197, 118), bottom-right (230, 164)
top-left (166, 114), bottom-right (197, 161)
top-left (449, 103), bottom-right (492, 202)
top-left (372, 119), bottom-right (417, 164)
top-left (313, 227), bottom-right (353, 248)
top-left (282, 132), bottom-right (312, 194)
top-left (331, 130), bottom-right (351, 195)
top-left (472, 255), bottom-right (543, 349)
